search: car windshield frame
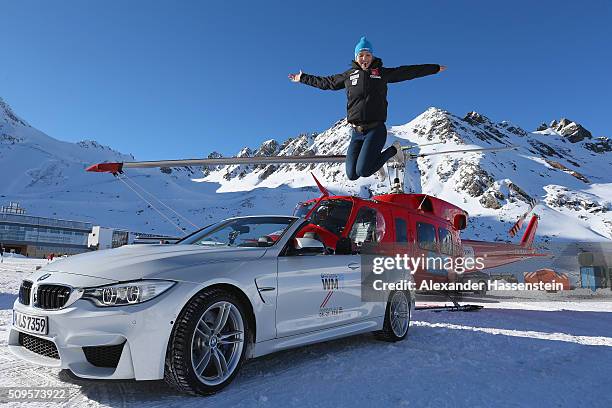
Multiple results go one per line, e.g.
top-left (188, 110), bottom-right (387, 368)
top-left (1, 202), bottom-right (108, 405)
top-left (176, 216), bottom-right (298, 247)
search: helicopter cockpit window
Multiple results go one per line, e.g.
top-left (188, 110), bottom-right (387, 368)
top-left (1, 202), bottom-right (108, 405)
top-left (349, 207), bottom-right (386, 246)
top-left (417, 222), bottom-right (437, 251)
top-left (438, 228), bottom-right (453, 255)
top-left (309, 199), bottom-right (353, 236)
top-left (293, 201), bottom-right (315, 218)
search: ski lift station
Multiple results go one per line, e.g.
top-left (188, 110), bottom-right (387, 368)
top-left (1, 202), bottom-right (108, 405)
top-left (0, 202), bottom-right (140, 257)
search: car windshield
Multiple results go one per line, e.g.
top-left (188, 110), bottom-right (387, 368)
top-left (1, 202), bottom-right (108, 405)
top-left (178, 216), bottom-right (296, 247)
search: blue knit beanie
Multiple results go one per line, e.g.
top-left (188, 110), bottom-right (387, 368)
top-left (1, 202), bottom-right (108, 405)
top-left (354, 36), bottom-right (374, 59)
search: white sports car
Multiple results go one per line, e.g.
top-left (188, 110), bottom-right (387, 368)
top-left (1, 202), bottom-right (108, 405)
top-left (9, 215), bottom-right (414, 395)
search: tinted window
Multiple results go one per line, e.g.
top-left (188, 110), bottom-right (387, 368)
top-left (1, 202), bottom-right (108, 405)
top-left (417, 222), bottom-right (437, 251)
top-left (438, 228), bottom-right (453, 255)
top-left (395, 218), bottom-right (408, 243)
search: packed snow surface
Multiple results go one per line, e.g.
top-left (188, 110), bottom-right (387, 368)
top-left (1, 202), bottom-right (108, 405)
top-left (1, 258), bottom-right (611, 407)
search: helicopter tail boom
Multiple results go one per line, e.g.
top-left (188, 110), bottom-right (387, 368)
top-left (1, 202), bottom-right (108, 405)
top-left (85, 162), bottom-right (124, 174)
top-left (520, 214), bottom-right (539, 249)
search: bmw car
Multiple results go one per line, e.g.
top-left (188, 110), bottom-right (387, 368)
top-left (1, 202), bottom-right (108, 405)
top-left (9, 214), bottom-right (414, 395)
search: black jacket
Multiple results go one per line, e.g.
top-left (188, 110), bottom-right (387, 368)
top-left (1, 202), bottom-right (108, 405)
top-left (300, 58), bottom-right (440, 125)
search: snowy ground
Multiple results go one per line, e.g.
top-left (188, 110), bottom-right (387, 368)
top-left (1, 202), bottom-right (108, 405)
top-left (1, 259), bottom-right (611, 407)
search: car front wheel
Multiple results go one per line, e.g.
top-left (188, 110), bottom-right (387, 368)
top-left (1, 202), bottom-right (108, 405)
top-left (164, 288), bottom-right (249, 395)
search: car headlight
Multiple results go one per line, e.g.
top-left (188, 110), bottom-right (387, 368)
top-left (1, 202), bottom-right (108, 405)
top-left (82, 280), bottom-right (176, 307)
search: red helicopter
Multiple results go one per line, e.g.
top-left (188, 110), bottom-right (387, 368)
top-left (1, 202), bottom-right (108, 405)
top-left (86, 143), bottom-right (541, 295)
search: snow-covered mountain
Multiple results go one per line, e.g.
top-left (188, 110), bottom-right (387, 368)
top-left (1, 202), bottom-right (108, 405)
top-left (1, 97), bottom-right (610, 241)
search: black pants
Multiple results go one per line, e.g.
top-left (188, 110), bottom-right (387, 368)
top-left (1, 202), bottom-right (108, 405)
top-left (345, 123), bottom-right (396, 180)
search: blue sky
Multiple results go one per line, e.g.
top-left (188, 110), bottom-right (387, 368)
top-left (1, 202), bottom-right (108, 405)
top-left (1, 0), bottom-right (610, 160)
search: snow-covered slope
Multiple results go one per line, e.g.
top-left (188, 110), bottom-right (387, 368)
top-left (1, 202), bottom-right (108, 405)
top-left (0, 97), bottom-right (317, 235)
top-left (1, 97), bottom-right (610, 241)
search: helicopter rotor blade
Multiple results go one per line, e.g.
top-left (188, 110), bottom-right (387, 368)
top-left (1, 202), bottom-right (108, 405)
top-left (409, 145), bottom-right (518, 159)
top-left (401, 141), bottom-right (445, 150)
top-left (123, 155), bottom-right (346, 167)
top-left (86, 145), bottom-right (518, 174)
top-left (87, 155), bottom-right (347, 173)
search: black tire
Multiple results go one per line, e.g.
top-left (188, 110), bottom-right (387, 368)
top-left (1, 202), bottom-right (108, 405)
top-left (375, 290), bottom-right (411, 342)
top-left (164, 288), bottom-right (250, 395)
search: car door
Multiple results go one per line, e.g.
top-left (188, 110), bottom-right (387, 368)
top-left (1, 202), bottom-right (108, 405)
top-left (276, 251), bottom-right (363, 338)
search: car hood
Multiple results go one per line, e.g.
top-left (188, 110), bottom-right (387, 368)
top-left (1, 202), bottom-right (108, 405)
top-left (41, 244), bottom-right (268, 283)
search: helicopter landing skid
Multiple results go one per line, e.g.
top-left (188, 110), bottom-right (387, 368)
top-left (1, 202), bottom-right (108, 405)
top-left (415, 291), bottom-right (484, 312)
top-left (415, 304), bottom-right (484, 312)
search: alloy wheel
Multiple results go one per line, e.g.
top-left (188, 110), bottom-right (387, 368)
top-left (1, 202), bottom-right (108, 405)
top-left (190, 301), bottom-right (245, 386)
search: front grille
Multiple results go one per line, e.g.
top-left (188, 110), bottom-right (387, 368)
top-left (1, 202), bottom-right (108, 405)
top-left (18, 332), bottom-right (60, 359)
top-left (19, 280), bottom-right (33, 305)
top-left (83, 343), bottom-right (125, 368)
top-left (36, 285), bottom-right (72, 309)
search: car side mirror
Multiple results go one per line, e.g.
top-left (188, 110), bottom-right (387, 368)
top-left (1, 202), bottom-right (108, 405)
top-left (257, 236), bottom-right (274, 247)
top-left (293, 237), bottom-right (325, 255)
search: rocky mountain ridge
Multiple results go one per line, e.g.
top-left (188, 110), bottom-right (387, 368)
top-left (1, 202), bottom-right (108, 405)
top-left (1, 97), bottom-right (610, 241)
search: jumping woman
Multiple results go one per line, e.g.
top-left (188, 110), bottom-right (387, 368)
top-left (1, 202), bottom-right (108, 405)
top-left (289, 36), bottom-right (446, 180)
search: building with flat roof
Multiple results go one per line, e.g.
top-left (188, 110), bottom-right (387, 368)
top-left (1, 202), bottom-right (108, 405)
top-left (0, 202), bottom-right (178, 258)
top-left (0, 203), bottom-right (92, 258)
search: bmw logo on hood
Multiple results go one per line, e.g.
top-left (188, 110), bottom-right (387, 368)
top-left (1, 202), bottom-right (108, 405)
top-left (37, 273), bottom-right (52, 282)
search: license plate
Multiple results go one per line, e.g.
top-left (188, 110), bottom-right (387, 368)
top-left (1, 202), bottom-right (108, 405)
top-left (13, 311), bottom-right (48, 335)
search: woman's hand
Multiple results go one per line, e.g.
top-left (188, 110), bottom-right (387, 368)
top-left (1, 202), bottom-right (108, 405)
top-left (439, 65), bottom-right (447, 72)
top-left (288, 70), bottom-right (303, 82)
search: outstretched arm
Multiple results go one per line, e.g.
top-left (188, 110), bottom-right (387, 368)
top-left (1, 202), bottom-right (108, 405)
top-left (288, 70), bottom-right (303, 82)
top-left (384, 64), bottom-right (446, 83)
top-left (288, 70), bottom-right (347, 90)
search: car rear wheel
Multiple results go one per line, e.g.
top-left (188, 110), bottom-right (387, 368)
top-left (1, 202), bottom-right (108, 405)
top-left (164, 288), bottom-right (249, 395)
top-left (375, 290), bottom-right (411, 342)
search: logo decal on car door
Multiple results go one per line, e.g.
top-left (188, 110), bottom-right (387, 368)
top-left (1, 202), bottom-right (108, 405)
top-left (319, 273), bottom-right (345, 316)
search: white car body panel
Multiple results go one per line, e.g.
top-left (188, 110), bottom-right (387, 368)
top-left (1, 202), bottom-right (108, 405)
top-left (277, 255), bottom-right (380, 337)
top-left (46, 244), bottom-right (269, 282)
top-left (8, 217), bottom-right (415, 381)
